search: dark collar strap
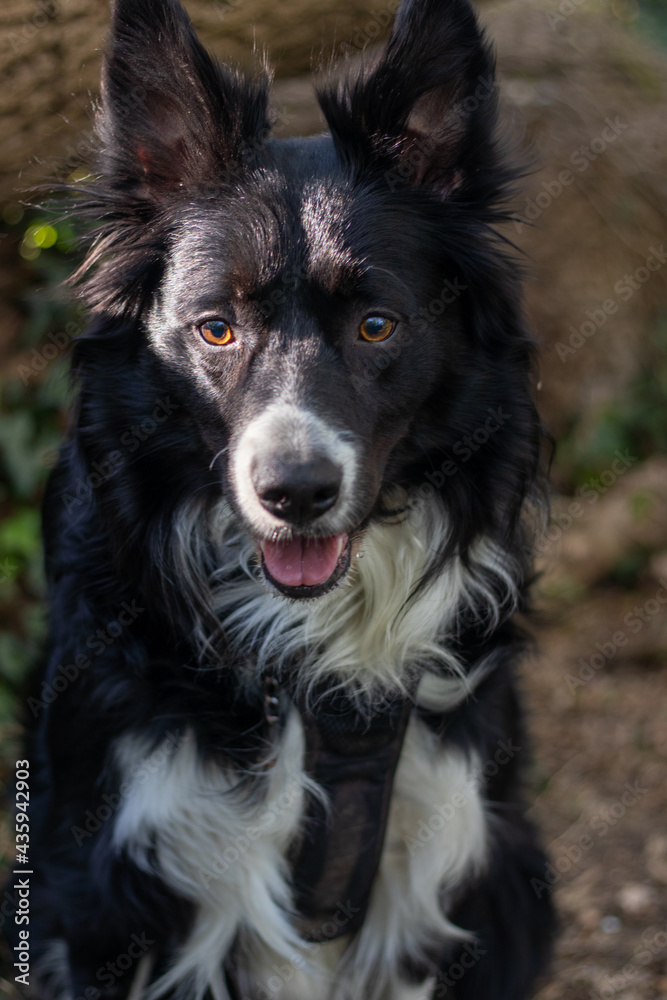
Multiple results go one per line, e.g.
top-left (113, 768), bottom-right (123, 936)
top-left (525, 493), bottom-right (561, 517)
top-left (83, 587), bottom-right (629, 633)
top-left (287, 688), bottom-right (414, 942)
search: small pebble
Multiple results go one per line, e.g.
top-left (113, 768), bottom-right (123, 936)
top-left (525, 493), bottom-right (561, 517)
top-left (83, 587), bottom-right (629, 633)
top-left (617, 883), bottom-right (653, 916)
top-left (600, 915), bottom-right (621, 934)
top-left (578, 908), bottom-right (601, 931)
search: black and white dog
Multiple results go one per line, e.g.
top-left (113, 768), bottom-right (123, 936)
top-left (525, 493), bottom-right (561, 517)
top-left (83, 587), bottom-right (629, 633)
top-left (17, 0), bottom-right (555, 997)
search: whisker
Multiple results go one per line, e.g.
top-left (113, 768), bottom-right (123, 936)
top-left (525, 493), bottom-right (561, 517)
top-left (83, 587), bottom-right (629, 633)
top-left (209, 446), bottom-right (228, 471)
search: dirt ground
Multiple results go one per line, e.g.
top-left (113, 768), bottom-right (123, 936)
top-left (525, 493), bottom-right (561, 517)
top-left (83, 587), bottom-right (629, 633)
top-left (527, 581), bottom-right (667, 1000)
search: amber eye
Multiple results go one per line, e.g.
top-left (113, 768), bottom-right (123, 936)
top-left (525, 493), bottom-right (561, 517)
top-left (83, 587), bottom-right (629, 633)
top-left (358, 315), bottom-right (396, 343)
top-left (199, 320), bottom-right (234, 346)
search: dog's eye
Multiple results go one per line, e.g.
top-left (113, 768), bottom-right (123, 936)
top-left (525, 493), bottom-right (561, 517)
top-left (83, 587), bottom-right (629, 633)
top-left (358, 316), bottom-right (396, 343)
top-left (199, 320), bottom-right (235, 346)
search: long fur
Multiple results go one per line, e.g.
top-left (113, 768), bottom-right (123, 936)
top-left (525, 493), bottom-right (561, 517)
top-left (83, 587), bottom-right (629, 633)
top-left (13, 0), bottom-right (556, 998)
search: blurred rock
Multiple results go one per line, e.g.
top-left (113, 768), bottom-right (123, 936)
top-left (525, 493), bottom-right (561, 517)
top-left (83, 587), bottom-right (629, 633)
top-left (482, 0), bottom-right (667, 465)
top-left (537, 457), bottom-right (667, 592)
top-left (616, 882), bottom-right (655, 916)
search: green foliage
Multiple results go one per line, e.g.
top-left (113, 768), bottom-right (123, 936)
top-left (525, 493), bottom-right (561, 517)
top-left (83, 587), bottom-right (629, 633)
top-left (637, 0), bottom-right (667, 48)
top-left (0, 207), bottom-right (80, 724)
top-left (558, 316), bottom-right (667, 488)
top-left (0, 372), bottom-right (67, 721)
top-left (0, 377), bottom-right (67, 502)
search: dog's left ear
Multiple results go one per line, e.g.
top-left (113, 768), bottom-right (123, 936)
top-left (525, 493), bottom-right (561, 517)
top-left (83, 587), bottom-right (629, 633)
top-left (319, 0), bottom-right (501, 200)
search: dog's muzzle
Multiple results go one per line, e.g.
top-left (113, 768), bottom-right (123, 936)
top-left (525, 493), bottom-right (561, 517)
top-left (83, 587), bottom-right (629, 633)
top-left (252, 455), bottom-right (349, 592)
top-left (232, 402), bottom-right (359, 598)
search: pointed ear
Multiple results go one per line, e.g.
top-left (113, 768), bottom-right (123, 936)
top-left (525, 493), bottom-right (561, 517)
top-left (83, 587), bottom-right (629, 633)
top-left (98, 0), bottom-right (271, 195)
top-left (318, 0), bottom-right (502, 200)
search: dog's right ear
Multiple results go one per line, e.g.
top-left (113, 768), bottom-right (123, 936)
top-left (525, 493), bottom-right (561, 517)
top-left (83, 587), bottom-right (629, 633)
top-left (98, 0), bottom-right (271, 196)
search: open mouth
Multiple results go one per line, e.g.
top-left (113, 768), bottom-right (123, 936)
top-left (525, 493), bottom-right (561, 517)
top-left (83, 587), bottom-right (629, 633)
top-left (258, 533), bottom-right (351, 598)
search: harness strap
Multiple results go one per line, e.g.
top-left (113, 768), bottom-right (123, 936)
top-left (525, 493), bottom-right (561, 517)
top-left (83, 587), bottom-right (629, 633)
top-left (288, 689), bottom-right (413, 942)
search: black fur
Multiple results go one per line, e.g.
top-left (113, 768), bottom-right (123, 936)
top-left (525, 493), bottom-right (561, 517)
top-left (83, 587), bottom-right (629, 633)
top-left (9, 0), bottom-right (555, 997)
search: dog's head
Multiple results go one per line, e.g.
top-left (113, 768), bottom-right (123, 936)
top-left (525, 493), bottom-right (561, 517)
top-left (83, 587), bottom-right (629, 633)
top-left (70, 0), bottom-right (541, 602)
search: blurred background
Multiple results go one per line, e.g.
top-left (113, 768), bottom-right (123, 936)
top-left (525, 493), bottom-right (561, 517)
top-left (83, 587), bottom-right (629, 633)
top-left (0, 0), bottom-right (665, 996)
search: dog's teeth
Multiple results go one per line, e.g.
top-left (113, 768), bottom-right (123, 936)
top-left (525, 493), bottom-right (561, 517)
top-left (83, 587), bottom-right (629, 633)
top-left (336, 538), bottom-right (344, 558)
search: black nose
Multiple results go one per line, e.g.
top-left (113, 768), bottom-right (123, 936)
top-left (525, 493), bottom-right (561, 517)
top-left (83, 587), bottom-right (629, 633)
top-left (253, 457), bottom-right (342, 525)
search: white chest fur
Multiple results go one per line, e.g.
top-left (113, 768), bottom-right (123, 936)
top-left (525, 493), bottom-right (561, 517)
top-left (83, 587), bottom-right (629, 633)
top-left (112, 708), bottom-right (489, 1000)
top-left (174, 494), bottom-right (519, 704)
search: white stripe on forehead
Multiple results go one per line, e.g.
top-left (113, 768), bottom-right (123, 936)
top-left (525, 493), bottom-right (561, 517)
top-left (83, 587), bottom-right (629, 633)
top-left (300, 182), bottom-right (354, 277)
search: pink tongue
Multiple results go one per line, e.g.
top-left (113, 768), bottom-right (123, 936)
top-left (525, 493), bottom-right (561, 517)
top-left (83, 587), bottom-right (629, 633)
top-left (262, 534), bottom-right (346, 588)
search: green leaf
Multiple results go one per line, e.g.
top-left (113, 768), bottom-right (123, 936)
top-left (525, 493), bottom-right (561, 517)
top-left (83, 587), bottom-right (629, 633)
top-left (0, 633), bottom-right (33, 685)
top-left (0, 508), bottom-right (41, 558)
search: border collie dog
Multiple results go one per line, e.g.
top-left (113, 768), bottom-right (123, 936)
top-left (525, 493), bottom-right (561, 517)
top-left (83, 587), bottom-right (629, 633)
top-left (22, 0), bottom-right (555, 997)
